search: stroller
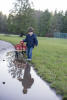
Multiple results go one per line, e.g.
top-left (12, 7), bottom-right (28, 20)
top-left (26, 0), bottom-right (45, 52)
top-left (15, 41), bottom-right (27, 58)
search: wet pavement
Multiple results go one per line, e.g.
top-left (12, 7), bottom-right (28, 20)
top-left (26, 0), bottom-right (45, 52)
top-left (0, 40), bottom-right (62, 100)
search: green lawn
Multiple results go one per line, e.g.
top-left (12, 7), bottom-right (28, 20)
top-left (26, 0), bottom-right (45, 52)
top-left (0, 34), bottom-right (67, 99)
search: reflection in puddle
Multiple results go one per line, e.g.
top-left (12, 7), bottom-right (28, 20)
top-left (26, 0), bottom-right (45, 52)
top-left (0, 41), bottom-right (62, 100)
top-left (7, 52), bottom-right (34, 95)
top-left (18, 63), bottom-right (34, 94)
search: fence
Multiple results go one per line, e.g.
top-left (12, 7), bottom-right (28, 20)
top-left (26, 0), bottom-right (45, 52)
top-left (54, 32), bottom-right (67, 39)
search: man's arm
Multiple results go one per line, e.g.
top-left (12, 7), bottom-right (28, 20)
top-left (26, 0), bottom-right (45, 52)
top-left (34, 34), bottom-right (38, 46)
top-left (23, 35), bottom-right (27, 42)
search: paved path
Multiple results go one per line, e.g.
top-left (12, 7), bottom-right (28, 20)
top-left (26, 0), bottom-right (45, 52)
top-left (0, 40), bottom-right (62, 100)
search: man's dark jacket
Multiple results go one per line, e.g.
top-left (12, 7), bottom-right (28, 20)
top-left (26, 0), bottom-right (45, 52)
top-left (23, 33), bottom-right (38, 48)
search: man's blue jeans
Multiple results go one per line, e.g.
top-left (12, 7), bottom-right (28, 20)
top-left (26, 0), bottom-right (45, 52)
top-left (26, 47), bottom-right (33, 59)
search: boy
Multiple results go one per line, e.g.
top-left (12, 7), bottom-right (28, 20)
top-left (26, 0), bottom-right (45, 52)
top-left (23, 27), bottom-right (38, 61)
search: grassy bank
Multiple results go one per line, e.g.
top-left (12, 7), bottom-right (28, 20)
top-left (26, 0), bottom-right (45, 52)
top-left (0, 34), bottom-right (67, 99)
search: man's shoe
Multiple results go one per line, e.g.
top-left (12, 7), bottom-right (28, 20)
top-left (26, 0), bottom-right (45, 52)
top-left (27, 58), bottom-right (32, 61)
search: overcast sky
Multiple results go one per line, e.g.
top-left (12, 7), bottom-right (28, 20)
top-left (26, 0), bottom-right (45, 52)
top-left (0, 0), bottom-right (67, 15)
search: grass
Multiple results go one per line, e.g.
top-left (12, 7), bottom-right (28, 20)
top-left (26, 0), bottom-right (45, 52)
top-left (0, 34), bottom-right (67, 99)
top-left (0, 34), bottom-right (22, 45)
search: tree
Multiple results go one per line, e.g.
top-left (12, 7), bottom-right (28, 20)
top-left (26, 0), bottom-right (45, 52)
top-left (32, 10), bottom-right (43, 36)
top-left (48, 11), bottom-right (63, 34)
top-left (8, 0), bottom-right (35, 34)
top-left (39, 10), bottom-right (51, 36)
top-left (0, 12), bottom-right (8, 33)
top-left (61, 11), bottom-right (67, 33)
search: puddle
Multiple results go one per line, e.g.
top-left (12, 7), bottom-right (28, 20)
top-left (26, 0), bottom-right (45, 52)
top-left (0, 40), bottom-right (62, 100)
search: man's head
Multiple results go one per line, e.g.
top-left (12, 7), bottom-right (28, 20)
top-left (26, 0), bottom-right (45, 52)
top-left (28, 27), bottom-right (34, 33)
top-left (23, 88), bottom-right (27, 94)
